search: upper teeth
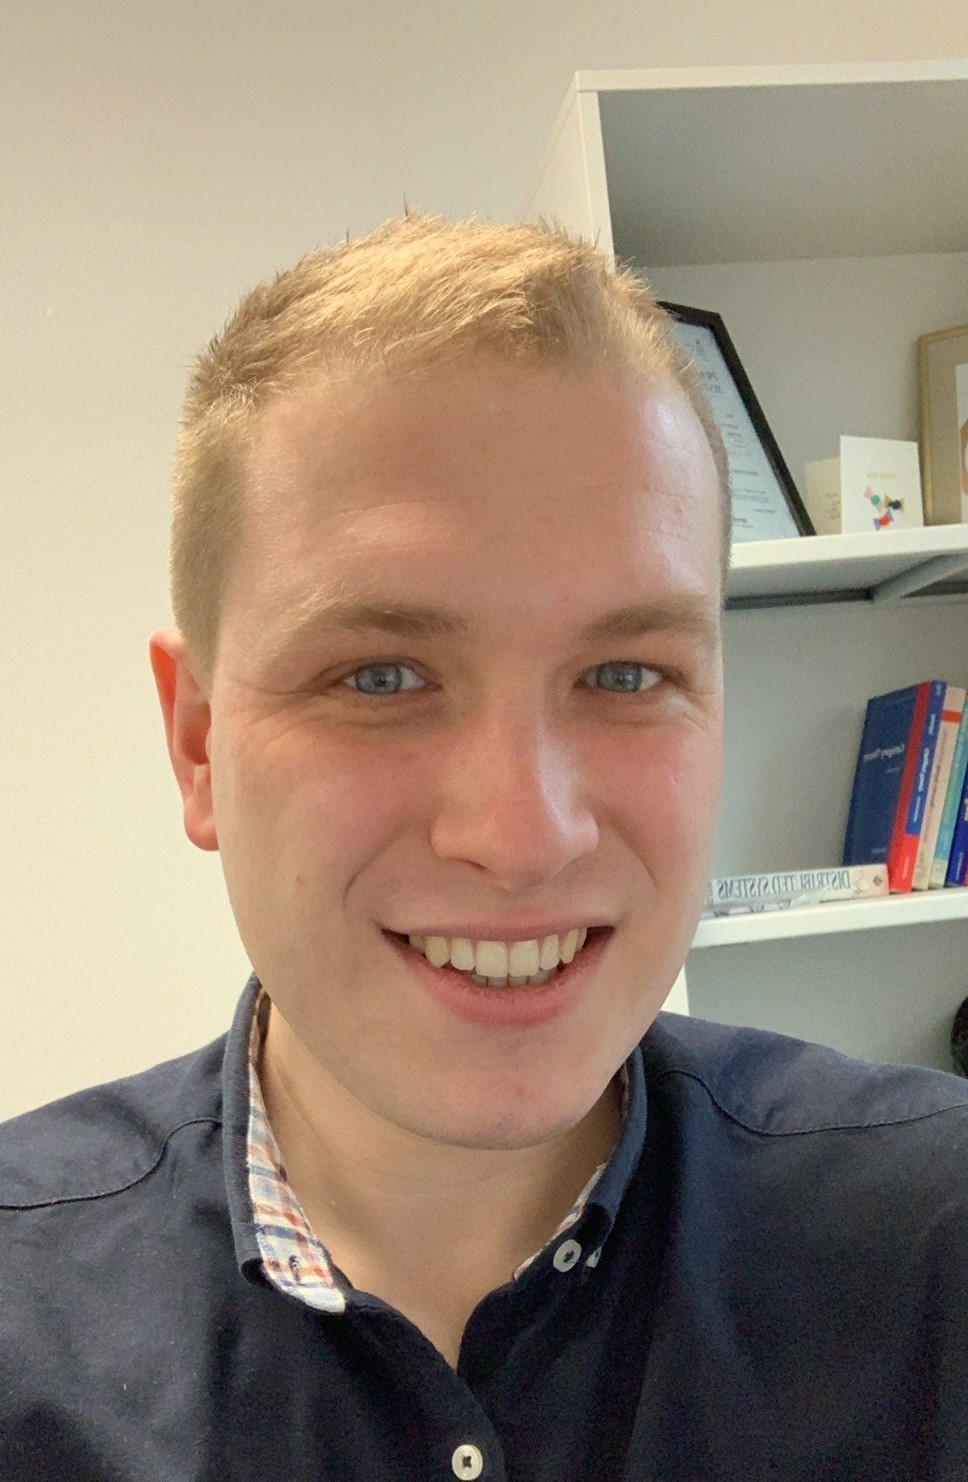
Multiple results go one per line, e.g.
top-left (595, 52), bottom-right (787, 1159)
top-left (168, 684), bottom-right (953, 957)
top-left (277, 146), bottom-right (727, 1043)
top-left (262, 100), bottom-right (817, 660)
top-left (407, 928), bottom-right (589, 978)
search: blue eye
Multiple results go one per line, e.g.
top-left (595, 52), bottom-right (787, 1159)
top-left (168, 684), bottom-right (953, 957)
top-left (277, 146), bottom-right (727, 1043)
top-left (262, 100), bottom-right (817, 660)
top-left (593, 662), bottom-right (662, 694)
top-left (342, 663), bottom-right (425, 696)
top-left (340, 661), bottom-right (663, 697)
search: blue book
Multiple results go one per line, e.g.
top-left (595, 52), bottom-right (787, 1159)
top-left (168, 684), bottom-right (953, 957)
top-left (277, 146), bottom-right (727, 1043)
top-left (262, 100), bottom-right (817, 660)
top-left (931, 707), bottom-right (968, 886)
top-left (946, 762), bottom-right (968, 886)
top-left (843, 681), bottom-right (946, 892)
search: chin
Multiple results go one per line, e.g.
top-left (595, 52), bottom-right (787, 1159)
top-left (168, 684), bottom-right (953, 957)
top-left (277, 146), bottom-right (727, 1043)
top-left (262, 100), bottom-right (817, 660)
top-left (397, 1074), bottom-right (614, 1154)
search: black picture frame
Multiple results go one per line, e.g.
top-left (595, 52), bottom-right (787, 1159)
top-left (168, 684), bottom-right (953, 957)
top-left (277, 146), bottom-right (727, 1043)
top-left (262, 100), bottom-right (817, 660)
top-left (659, 302), bottom-right (816, 541)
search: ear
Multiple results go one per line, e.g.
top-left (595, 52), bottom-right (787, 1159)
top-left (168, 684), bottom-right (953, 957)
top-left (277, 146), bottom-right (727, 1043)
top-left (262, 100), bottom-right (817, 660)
top-left (148, 628), bottom-right (218, 852)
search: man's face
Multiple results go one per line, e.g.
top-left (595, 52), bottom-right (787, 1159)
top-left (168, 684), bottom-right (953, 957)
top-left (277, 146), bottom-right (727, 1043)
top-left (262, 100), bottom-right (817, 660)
top-left (153, 359), bottom-right (724, 1151)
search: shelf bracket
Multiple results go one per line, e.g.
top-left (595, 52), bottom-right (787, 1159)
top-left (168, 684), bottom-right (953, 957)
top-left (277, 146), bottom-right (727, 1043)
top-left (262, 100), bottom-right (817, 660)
top-left (869, 551), bottom-right (968, 603)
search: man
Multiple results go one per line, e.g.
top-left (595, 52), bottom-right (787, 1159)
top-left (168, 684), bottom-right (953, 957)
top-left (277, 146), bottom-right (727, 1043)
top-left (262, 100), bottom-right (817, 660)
top-left (1, 212), bottom-right (967, 1480)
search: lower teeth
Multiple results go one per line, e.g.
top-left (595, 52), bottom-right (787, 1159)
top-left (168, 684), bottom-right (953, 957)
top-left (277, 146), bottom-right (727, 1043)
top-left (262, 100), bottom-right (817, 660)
top-left (468, 965), bottom-right (560, 988)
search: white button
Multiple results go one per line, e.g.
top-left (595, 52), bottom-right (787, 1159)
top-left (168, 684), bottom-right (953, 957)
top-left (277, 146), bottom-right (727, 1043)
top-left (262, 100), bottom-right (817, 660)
top-left (553, 1238), bottom-right (582, 1272)
top-left (585, 1246), bottom-right (602, 1268)
top-left (451, 1442), bottom-right (484, 1478)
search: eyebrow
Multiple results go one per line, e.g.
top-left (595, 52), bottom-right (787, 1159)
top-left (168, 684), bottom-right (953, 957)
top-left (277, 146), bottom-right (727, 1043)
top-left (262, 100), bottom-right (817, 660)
top-left (267, 590), bottom-right (720, 663)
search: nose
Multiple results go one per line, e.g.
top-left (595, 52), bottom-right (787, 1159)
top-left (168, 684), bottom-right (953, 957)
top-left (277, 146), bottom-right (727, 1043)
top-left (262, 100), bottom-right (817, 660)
top-left (428, 703), bottom-right (600, 893)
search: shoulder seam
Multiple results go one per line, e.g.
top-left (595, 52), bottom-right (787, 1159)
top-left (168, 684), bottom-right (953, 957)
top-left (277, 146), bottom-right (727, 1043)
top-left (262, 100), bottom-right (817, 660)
top-left (0, 1116), bottom-right (223, 1211)
top-left (644, 1065), bottom-right (968, 1137)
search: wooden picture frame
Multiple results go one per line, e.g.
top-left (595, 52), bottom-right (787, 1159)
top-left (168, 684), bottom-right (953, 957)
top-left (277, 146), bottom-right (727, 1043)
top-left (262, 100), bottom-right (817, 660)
top-left (918, 324), bottom-right (968, 526)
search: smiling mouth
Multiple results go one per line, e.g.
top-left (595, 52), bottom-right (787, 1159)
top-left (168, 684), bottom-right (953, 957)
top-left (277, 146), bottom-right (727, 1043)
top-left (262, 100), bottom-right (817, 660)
top-left (383, 925), bottom-right (612, 988)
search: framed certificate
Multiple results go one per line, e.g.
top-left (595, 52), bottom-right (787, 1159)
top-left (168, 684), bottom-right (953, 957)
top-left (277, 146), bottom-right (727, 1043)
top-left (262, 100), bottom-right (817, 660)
top-left (659, 302), bottom-right (815, 543)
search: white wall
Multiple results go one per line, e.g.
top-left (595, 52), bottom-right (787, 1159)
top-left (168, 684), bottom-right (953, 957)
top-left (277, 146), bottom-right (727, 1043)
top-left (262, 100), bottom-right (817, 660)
top-left (3, 0), bottom-right (966, 1119)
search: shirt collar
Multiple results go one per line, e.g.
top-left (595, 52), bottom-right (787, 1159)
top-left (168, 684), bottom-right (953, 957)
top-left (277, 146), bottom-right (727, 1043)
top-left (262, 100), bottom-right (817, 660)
top-left (220, 973), bottom-right (266, 1281)
top-left (221, 971), bottom-right (648, 1298)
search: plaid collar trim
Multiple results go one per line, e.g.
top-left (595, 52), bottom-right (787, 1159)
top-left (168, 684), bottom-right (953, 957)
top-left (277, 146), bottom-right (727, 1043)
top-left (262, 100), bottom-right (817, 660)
top-left (246, 991), bottom-right (346, 1312)
top-left (246, 986), bottom-right (629, 1307)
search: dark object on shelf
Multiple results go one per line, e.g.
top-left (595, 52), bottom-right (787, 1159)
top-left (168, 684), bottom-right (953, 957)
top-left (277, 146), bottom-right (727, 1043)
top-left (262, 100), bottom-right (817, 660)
top-left (658, 301), bottom-right (816, 542)
top-left (951, 997), bottom-right (968, 1077)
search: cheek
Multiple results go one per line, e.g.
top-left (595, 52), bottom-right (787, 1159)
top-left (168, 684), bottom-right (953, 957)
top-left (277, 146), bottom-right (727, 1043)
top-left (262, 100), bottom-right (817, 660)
top-left (285, 743), bottom-right (420, 878)
top-left (620, 727), bottom-right (723, 851)
top-left (214, 711), bottom-right (722, 891)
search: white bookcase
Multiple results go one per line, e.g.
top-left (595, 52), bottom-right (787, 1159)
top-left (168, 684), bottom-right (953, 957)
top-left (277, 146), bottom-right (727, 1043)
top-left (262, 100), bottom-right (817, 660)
top-left (523, 62), bottom-right (968, 1070)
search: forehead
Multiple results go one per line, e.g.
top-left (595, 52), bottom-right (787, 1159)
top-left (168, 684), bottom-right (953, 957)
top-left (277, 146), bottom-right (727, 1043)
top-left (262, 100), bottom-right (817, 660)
top-left (250, 361), bottom-right (710, 507)
top-left (226, 363), bottom-right (722, 668)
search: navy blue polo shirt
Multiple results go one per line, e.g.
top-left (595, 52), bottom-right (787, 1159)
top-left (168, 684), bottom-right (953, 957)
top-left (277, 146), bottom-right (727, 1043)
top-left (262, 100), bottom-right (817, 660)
top-left (2, 971), bottom-right (968, 1481)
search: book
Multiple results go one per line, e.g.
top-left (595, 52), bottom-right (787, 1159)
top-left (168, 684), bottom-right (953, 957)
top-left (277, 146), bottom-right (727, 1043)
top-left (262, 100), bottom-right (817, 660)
top-left (913, 685), bottom-right (966, 889)
top-left (842, 680), bottom-right (947, 893)
top-left (930, 703), bottom-right (968, 887)
top-left (887, 681), bottom-right (947, 892)
top-left (702, 865), bottom-right (888, 918)
top-left (946, 762), bottom-right (968, 886)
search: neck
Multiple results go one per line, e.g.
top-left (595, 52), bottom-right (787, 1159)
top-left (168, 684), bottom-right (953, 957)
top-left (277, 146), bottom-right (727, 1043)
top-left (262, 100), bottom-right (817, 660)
top-left (256, 1002), bottom-right (623, 1311)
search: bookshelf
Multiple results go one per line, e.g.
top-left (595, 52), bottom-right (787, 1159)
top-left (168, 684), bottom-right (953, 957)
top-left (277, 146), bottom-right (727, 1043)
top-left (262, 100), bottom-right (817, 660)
top-left (693, 885), bottom-right (968, 949)
top-left (523, 62), bottom-right (968, 1070)
top-left (727, 524), bottom-right (968, 605)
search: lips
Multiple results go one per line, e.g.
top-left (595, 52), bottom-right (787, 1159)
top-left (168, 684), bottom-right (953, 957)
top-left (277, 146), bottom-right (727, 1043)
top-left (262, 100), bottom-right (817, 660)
top-left (381, 924), bottom-right (614, 1030)
top-left (387, 919), bottom-right (614, 943)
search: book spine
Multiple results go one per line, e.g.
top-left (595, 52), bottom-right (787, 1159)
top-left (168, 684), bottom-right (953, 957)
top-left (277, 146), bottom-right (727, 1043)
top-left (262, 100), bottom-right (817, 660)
top-left (913, 685), bottom-right (966, 889)
top-left (887, 681), bottom-right (945, 893)
top-left (703, 864), bottom-right (888, 915)
top-left (842, 691), bottom-right (914, 867)
top-left (946, 762), bottom-right (968, 886)
top-left (930, 703), bottom-right (968, 887)
top-left (841, 699), bottom-right (879, 864)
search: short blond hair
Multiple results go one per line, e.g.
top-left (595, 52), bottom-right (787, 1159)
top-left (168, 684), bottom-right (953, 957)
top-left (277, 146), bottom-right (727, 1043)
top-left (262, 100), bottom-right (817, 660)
top-left (170, 211), bottom-right (730, 686)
